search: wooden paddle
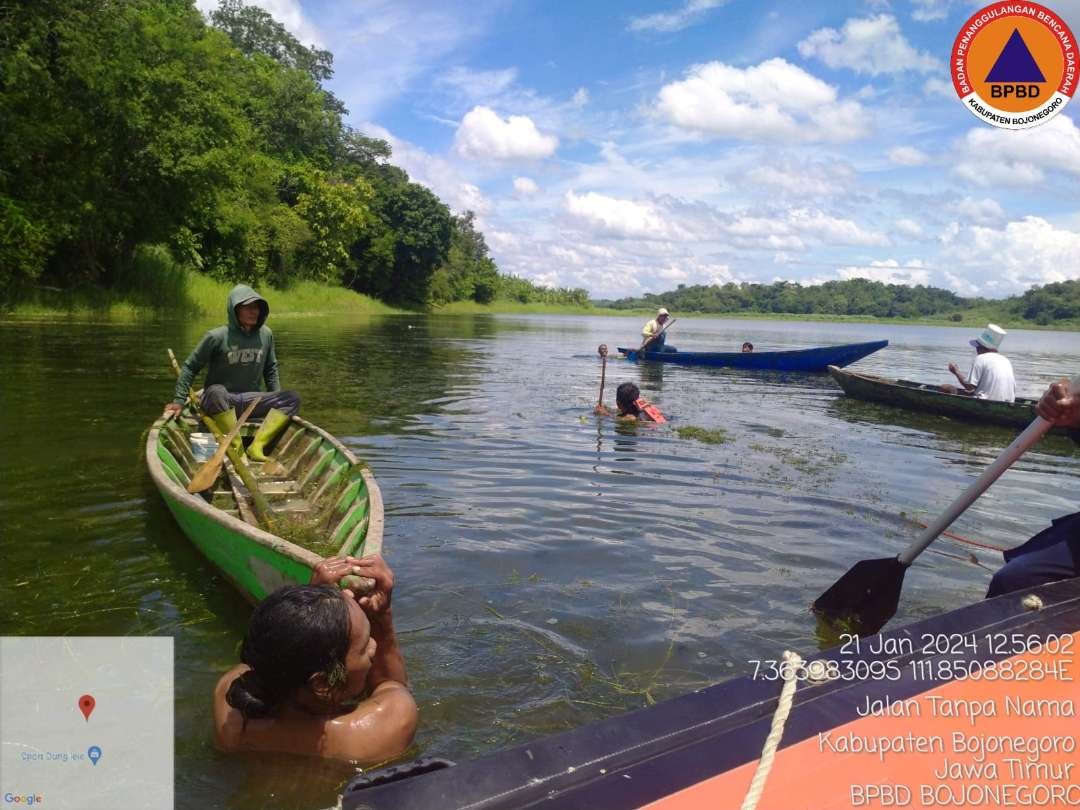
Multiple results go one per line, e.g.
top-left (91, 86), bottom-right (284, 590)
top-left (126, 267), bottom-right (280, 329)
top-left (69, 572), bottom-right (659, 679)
top-left (597, 344), bottom-right (608, 408)
top-left (812, 415), bottom-right (1054, 635)
top-left (168, 349), bottom-right (276, 529)
top-left (187, 396), bottom-right (262, 493)
top-left (637, 318), bottom-right (677, 356)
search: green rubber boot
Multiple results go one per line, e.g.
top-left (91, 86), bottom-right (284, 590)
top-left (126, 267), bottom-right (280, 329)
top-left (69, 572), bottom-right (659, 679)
top-left (247, 408), bottom-right (290, 462)
top-left (208, 409), bottom-right (246, 459)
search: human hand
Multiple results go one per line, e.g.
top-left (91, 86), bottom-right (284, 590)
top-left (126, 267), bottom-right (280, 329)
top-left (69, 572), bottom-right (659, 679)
top-left (1035, 379), bottom-right (1080, 428)
top-left (350, 556), bottom-right (394, 616)
top-left (947, 362), bottom-right (960, 377)
top-left (163, 402), bottom-right (182, 418)
top-left (310, 556), bottom-right (366, 591)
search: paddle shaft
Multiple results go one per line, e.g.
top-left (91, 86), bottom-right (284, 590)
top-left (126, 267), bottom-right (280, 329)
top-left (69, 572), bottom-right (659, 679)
top-left (639, 318), bottom-right (677, 353)
top-left (187, 395), bottom-right (262, 493)
top-left (597, 353), bottom-right (607, 407)
top-left (897, 416), bottom-right (1052, 566)
top-left (168, 349), bottom-right (276, 528)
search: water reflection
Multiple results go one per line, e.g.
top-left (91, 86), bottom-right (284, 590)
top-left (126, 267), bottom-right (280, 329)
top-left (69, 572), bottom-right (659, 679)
top-left (1, 314), bottom-right (1078, 810)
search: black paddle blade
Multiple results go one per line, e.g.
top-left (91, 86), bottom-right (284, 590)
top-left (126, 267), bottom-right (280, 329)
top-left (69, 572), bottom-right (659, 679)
top-left (812, 557), bottom-right (909, 637)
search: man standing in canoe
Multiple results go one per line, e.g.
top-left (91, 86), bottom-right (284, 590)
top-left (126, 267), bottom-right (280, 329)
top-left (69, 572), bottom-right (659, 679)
top-left (163, 284), bottom-right (300, 460)
top-left (942, 323), bottom-right (1015, 402)
top-left (641, 307), bottom-right (676, 353)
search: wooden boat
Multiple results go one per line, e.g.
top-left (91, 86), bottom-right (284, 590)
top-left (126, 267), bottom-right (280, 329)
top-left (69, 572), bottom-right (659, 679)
top-left (828, 365), bottom-right (1059, 433)
top-left (617, 339), bottom-right (887, 371)
top-left (146, 412), bottom-right (383, 602)
top-left (341, 576), bottom-right (1080, 809)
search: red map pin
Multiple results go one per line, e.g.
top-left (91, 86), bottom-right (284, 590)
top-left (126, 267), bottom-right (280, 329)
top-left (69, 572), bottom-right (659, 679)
top-left (78, 694), bottom-right (96, 722)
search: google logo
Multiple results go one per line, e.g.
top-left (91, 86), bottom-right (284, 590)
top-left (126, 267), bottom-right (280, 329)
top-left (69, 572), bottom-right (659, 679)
top-left (3, 794), bottom-right (44, 805)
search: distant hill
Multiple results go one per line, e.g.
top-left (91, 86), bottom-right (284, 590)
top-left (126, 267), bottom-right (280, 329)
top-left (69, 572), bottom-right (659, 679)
top-left (593, 278), bottom-right (1080, 327)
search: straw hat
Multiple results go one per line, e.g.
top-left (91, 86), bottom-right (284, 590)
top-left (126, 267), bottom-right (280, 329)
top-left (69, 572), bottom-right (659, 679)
top-left (970, 323), bottom-right (1006, 351)
top-left (657, 307), bottom-right (670, 317)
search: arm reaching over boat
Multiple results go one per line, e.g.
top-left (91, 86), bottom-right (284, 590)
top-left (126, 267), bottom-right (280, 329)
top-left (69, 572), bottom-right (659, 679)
top-left (986, 379), bottom-right (1080, 599)
top-left (213, 557), bottom-right (417, 765)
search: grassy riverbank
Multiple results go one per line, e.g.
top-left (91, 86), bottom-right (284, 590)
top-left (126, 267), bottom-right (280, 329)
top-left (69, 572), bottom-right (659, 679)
top-left (6, 249), bottom-right (400, 321)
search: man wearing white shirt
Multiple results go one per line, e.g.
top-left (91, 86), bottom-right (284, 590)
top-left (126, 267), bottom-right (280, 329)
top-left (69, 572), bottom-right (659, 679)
top-left (942, 323), bottom-right (1015, 403)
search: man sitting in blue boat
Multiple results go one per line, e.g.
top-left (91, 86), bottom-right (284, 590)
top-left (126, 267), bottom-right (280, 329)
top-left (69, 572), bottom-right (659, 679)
top-left (987, 379), bottom-right (1079, 598)
top-left (214, 555), bottom-right (417, 764)
top-left (595, 382), bottom-right (666, 423)
top-left (641, 308), bottom-right (677, 353)
top-left (164, 284), bottom-right (300, 461)
top-left (941, 323), bottom-right (1015, 403)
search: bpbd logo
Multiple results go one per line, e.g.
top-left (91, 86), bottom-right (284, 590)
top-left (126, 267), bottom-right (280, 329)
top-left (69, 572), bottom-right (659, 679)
top-left (951, 2), bottom-right (1076, 128)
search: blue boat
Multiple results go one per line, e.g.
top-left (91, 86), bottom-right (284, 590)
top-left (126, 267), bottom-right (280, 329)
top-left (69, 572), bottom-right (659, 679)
top-left (616, 339), bottom-right (887, 371)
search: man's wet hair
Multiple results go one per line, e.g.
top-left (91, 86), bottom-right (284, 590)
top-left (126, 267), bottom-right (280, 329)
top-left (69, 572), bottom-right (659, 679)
top-left (226, 585), bottom-right (351, 720)
top-left (616, 382), bottom-right (640, 411)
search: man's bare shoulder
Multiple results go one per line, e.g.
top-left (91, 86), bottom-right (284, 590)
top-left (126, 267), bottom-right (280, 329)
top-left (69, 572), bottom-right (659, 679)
top-left (323, 681), bottom-right (418, 764)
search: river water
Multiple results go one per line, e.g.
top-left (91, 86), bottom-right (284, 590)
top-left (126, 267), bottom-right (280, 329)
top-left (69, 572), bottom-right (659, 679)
top-left (1, 314), bottom-right (1078, 809)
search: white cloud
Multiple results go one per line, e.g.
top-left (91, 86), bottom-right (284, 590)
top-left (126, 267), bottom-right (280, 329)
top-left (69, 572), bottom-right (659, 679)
top-left (564, 190), bottom-right (684, 239)
top-left (438, 66), bottom-right (519, 99)
top-left (454, 106), bottom-right (559, 160)
top-left (743, 160), bottom-right (856, 197)
top-left (887, 145), bottom-right (929, 166)
top-left (952, 196), bottom-right (1005, 225)
top-left (788, 209), bottom-right (889, 246)
top-left (895, 218), bottom-right (923, 237)
top-left (952, 115), bottom-right (1080, 187)
top-left (835, 259), bottom-right (930, 286)
top-left (656, 58), bottom-right (869, 143)
top-left (571, 87), bottom-right (590, 107)
top-left (628, 0), bottom-right (728, 33)
top-left (323, 1), bottom-right (501, 119)
top-left (797, 15), bottom-right (940, 75)
top-left (513, 176), bottom-right (540, 196)
top-left (359, 123), bottom-right (491, 215)
top-left (910, 0), bottom-right (954, 22)
top-left (940, 217), bottom-right (1080, 293)
top-left (923, 77), bottom-right (955, 98)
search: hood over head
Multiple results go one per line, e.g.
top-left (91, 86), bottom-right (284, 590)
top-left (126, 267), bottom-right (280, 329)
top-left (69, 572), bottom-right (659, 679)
top-left (227, 284), bottom-right (269, 331)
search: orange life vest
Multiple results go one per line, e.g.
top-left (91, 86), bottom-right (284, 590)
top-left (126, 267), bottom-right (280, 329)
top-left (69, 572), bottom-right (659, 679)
top-left (634, 397), bottom-right (666, 424)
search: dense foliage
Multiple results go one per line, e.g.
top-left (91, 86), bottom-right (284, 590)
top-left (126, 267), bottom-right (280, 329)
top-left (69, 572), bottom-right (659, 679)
top-left (0, 0), bottom-right (564, 309)
top-left (597, 279), bottom-right (1080, 325)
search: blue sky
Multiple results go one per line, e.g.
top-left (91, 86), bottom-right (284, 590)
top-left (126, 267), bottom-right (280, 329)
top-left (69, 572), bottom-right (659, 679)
top-left (198, 0), bottom-right (1080, 299)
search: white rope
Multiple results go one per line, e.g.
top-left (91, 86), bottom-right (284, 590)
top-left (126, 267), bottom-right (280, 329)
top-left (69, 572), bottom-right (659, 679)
top-left (739, 650), bottom-right (802, 810)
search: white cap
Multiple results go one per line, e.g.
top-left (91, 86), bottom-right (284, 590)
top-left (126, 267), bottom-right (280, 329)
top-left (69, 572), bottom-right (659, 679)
top-left (970, 323), bottom-right (1006, 351)
top-left (657, 307), bottom-right (670, 316)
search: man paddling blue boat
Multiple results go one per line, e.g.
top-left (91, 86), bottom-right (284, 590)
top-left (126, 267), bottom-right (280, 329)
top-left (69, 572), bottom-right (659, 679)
top-left (640, 307), bottom-right (677, 353)
top-left (987, 379), bottom-right (1080, 597)
top-left (163, 284), bottom-right (300, 461)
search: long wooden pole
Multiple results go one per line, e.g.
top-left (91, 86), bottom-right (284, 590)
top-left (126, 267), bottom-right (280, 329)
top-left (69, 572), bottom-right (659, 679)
top-left (597, 344), bottom-right (608, 408)
top-left (168, 349), bottom-right (276, 529)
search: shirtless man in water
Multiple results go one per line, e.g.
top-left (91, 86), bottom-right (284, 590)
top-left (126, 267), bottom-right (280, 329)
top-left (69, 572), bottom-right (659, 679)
top-left (213, 556), bottom-right (417, 764)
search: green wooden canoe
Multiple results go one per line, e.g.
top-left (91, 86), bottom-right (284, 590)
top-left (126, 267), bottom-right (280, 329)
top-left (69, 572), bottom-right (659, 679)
top-left (827, 365), bottom-right (1065, 434)
top-left (146, 412), bottom-right (383, 603)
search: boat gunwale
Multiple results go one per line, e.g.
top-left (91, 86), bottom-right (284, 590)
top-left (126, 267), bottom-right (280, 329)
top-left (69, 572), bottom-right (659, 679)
top-left (624, 338), bottom-right (888, 361)
top-left (146, 413), bottom-right (384, 567)
top-left (831, 365), bottom-right (1042, 408)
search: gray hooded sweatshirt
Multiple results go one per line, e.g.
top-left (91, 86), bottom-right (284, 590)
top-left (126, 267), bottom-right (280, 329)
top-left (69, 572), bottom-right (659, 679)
top-left (172, 285), bottom-right (281, 405)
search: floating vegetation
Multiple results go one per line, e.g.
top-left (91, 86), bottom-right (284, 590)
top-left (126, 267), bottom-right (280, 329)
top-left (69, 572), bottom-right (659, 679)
top-left (677, 425), bottom-right (729, 444)
top-left (766, 427), bottom-right (785, 438)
